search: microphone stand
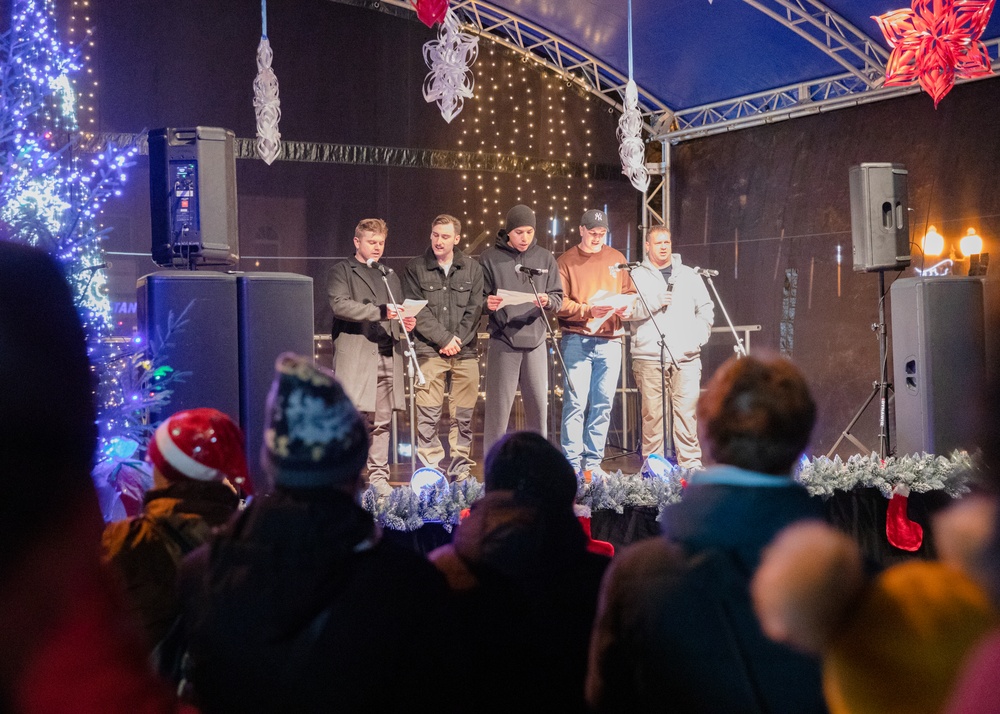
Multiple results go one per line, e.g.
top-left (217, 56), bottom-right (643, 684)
top-left (698, 269), bottom-right (747, 358)
top-left (377, 266), bottom-right (425, 473)
top-left (625, 264), bottom-right (679, 463)
top-left (520, 269), bottom-right (577, 401)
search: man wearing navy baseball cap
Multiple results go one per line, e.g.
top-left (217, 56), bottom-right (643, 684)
top-left (555, 209), bottom-right (635, 478)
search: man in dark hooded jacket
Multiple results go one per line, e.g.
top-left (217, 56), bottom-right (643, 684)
top-left (178, 353), bottom-right (454, 713)
top-left (430, 431), bottom-right (609, 713)
top-left (480, 205), bottom-right (564, 455)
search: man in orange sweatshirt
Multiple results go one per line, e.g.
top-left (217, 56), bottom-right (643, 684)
top-left (556, 209), bottom-right (636, 477)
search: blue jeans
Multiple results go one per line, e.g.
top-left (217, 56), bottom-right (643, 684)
top-left (560, 333), bottom-right (623, 471)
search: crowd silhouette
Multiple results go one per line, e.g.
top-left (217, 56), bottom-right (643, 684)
top-left (3, 240), bottom-right (999, 713)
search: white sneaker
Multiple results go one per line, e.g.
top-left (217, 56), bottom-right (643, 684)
top-left (370, 479), bottom-right (393, 498)
top-left (587, 465), bottom-right (610, 480)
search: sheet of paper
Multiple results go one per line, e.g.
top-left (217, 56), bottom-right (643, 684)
top-left (585, 290), bottom-right (636, 332)
top-left (395, 299), bottom-right (427, 316)
top-left (589, 290), bottom-right (636, 310)
top-left (496, 288), bottom-right (538, 307)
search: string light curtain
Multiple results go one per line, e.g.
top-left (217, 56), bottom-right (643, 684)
top-left (453, 41), bottom-right (595, 257)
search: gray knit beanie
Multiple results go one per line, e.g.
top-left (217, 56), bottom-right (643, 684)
top-left (505, 204), bottom-right (536, 232)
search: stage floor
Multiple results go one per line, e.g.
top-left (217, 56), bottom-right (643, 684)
top-left (384, 449), bottom-right (647, 486)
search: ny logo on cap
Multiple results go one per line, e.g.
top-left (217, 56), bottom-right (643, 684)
top-left (594, 211), bottom-right (604, 221)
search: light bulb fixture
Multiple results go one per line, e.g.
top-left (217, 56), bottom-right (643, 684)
top-left (921, 225), bottom-right (944, 257)
top-left (409, 467), bottom-right (447, 493)
top-left (641, 453), bottom-right (672, 479)
top-left (959, 228), bottom-right (983, 258)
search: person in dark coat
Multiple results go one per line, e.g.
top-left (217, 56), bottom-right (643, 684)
top-left (327, 218), bottom-right (416, 496)
top-left (102, 408), bottom-right (246, 649)
top-left (178, 353), bottom-right (454, 714)
top-left (479, 205), bottom-right (564, 455)
top-left (430, 431), bottom-right (610, 713)
top-left (586, 353), bottom-right (828, 714)
top-left (0, 241), bottom-right (178, 712)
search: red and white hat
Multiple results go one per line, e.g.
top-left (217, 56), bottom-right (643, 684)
top-left (147, 408), bottom-right (252, 495)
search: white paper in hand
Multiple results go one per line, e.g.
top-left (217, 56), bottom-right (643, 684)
top-left (586, 290), bottom-right (636, 332)
top-left (398, 299), bottom-right (428, 316)
top-left (496, 288), bottom-right (537, 307)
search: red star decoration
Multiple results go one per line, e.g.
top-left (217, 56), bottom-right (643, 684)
top-left (873, 0), bottom-right (996, 107)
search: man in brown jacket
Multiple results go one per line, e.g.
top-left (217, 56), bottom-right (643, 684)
top-left (556, 209), bottom-right (635, 478)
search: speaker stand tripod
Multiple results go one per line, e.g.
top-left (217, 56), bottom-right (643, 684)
top-left (826, 270), bottom-right (893, 459)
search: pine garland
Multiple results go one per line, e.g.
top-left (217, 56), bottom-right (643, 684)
top-left (361, 452), bottom-right (976, 532)
top-left (795, 451), bottom-right (975, 499)
top-left (362, 478), bottom-right (485, 532)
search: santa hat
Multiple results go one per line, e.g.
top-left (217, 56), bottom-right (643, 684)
top-left (147, 408), bottom-right (251, 494)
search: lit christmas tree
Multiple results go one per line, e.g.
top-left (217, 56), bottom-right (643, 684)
top-left (0, 0), bottom-right (173, 519)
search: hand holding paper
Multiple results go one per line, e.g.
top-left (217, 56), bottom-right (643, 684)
top-left (496, 288), bottom-right (538, 308)
top-left (586, 290), bottom-right (636, 332)
top-left (397, 299), bottom-right (428, 316)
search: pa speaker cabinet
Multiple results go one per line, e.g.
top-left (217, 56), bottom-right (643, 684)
top-left (890, 276), bottom-right (985, 456)
top-left (237, 273), bottom-right (315, 493)
top-left (136, 272), bottom-right (240, 423)
top-left (850, 163), bottom-right (911, 272)
top-left (149, 127), bottom-right (239, 268)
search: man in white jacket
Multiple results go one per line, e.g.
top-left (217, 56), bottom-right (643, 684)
top-left (625, 226), bottom-right (714, 468)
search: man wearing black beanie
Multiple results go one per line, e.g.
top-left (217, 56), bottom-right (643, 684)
top-left (480, 205), bottom-right (564, 454)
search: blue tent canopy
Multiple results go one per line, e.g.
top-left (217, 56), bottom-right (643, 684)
top-left (484, 0), bottom-right (1000, 109)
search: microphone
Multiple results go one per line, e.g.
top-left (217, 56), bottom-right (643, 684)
top-left (516, 264), bottom-right (548, 276)
top-left (614, 262), bottom-right (643, 270)
top-left (366, 258), bottom-right (392, 273)
top-left (694, 267), bottom-right (719, 277)
top-left (666, 275), bottom-right (676, 292)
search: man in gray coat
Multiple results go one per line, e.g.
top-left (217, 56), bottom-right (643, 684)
top-left (625, 226), bottom-right (714, 468)
top-left (327, 218), bottom-right (416, 496)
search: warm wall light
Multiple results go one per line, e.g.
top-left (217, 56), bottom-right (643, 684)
top-left (959, 228), bottom-right (983, 257)
top-left (921, 225), bottom-right (945, 256)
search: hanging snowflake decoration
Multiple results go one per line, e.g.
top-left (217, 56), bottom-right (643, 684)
top-left (422, 9), bottom-right (479, 124)
top-left (617, 78), bottom-right (649, 193)
top-left (617, 0), bottom-right (649, 193)
top-left (873, 0), bottom-right (996, 107)
top-left (254, 0), bottom-right (282, 164)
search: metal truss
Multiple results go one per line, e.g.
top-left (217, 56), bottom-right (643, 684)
top-left (338, 0), bottom-right (1000, 143)
top-left (343, 0), bottom-right (669, 132)
top-left (662, 35), bottom-right (1000, 143)
top-left (743, 0), bottom-right (888, 86)
top-left (356, 0), bottom-right (894, 140)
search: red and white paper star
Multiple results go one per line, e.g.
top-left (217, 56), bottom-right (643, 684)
top-left (873, 0), bottom-right (996, 107)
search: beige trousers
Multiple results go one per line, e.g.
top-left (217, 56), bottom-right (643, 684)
top-left (632, 358), bottom-right (703, 468)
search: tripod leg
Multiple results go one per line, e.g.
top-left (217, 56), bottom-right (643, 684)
top-left (826, 385), bottom-right (879, 458)
top-left (663, 366), bottom-right (676, 462)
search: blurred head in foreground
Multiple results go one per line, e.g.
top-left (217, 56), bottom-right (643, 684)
top-left (698, 353), bottom-right (816, 475)
top-left (752, 521), bottom-right (998, 714)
